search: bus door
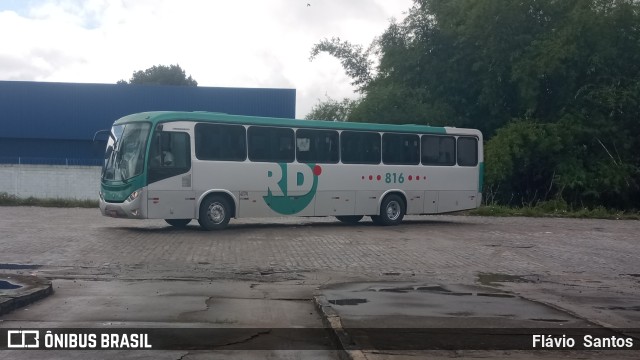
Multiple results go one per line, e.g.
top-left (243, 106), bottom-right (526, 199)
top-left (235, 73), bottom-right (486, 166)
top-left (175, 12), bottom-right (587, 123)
top-left (146, 130), bottom-right (196, 219)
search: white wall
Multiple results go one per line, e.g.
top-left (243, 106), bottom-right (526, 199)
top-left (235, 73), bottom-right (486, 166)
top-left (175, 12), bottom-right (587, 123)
top-left (0, 164), bottom-right (101, 200)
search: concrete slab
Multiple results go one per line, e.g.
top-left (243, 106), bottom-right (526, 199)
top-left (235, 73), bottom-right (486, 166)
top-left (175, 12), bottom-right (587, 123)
top-left (315, 282), bottom-right (639, 360)
top-left (318, 282), bottom-right (589, 328)
top-left (0, 274), bottom-right (52, 316)
top-left (1, 279), bottom-right (339, 359)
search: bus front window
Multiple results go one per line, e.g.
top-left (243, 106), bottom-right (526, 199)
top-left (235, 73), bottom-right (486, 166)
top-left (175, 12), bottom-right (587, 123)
top-left (102, 123), bottom-right (151, 181)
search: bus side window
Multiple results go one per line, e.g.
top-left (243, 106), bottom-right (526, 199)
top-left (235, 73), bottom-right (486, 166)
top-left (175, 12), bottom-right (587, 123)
top-left (296, 129), bottom-right (339, 163)
top-left (382, 133), bottom-right (419, 165)
top-left (341, 131), bottom-right (380, 164)
top-left (457, 137), bottom-right (478, 166)
top-left (248, 126), bottom-right (294, 163)
top-left (421, 135), bottom-right (455, 166)
top-left (195, 123), bottom-right (246, 161)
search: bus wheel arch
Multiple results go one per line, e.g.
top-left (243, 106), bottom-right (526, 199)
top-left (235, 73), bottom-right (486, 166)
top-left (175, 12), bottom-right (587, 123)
top-left (197, 190), bottom-right (237, 219)
top-left (197, 192), bottom-right (236, 230)
top-left (372, 192), bottom-right (406, 226)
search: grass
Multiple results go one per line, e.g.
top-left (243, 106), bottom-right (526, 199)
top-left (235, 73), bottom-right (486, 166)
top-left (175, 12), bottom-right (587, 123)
top-left (0, 192), bottom-right (98, 208)
top-left (468, 201), bottom-right (640, 220)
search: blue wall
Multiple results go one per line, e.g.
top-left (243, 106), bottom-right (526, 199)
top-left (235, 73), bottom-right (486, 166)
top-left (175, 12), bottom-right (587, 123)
top-left (0, 81), bottom-right (296, 165)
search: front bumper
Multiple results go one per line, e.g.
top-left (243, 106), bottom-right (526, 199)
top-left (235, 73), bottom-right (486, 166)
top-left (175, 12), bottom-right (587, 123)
top-left (99, 191), bottom-right (146, 219)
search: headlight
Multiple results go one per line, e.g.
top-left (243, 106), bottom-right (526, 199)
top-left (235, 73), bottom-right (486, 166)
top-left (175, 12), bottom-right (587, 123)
top-left (127, 189), bottom-right (141, 202)
top-left (98, 191), bottom-right (104, 201)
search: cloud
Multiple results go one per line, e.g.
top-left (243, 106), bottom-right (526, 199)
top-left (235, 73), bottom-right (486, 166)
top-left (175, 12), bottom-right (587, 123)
top-left (0, 0), bottom-right (413, 117)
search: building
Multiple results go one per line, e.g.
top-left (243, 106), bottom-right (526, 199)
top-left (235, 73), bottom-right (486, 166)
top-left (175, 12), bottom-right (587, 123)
top-left (0, 81), bottom-right (296, 199)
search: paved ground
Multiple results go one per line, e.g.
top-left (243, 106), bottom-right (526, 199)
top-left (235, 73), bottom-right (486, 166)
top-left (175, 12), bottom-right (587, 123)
top-left (0, 206), bottom-right (639, 358)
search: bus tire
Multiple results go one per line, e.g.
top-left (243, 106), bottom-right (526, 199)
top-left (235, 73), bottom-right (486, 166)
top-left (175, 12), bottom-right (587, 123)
top-left (376, 194), bottom-right (405, 226)
top-left (165, 219), bottom-right (191, 228)
top-left (198, 195), bottom-right (231, 230)
top-left (336, 215), bottom-right (364, 224)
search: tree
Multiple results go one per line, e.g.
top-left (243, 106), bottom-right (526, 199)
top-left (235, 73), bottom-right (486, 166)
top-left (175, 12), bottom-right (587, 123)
top-left (305, 96), bottom-right (360, 121)
top-left (310, 38), bottom-right (375, 90)
top-left (311, 0), bottom-right (640, 209)
top-left (118, 64), bottom-right (198, 86)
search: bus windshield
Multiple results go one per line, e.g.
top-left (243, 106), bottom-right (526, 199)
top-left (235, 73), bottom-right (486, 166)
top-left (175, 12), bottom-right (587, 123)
top-left (102, 122), bottom-right (151, 181)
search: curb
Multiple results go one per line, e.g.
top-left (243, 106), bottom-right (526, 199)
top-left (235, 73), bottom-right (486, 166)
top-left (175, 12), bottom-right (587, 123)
top-left (313, 295), bottom-right (367, 360)
top-left (0, 275), bottom-right (53, 316)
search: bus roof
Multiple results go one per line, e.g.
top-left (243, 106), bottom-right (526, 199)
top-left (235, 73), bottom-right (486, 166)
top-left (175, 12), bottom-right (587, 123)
top-left (113, 111), bottom-right (481, 136)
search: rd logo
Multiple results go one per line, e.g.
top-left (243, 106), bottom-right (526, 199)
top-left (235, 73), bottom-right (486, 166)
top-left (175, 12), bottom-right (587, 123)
top-left (263, 163), bottom-right (322, 215)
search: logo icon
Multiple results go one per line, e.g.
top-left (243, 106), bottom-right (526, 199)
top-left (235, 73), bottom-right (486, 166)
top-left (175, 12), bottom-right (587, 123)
top-left (263, 163), bottom-right (322, 215)
top-left (7, 330), bottom-right (40, 348)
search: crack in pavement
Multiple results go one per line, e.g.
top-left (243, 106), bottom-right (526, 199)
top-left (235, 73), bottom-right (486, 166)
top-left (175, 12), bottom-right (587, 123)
top-left (212, 329), bottom-right (272, 348)
top-left (176, 351), bottom-right (190, 360)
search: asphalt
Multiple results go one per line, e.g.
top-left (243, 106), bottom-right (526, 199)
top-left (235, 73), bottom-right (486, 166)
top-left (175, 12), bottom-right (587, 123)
top-left (2, 208), bottom-right (640, 359)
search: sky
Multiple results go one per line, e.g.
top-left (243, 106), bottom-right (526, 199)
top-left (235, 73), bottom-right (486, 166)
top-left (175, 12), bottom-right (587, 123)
top-left (0, 0), bottom-right (413, 118)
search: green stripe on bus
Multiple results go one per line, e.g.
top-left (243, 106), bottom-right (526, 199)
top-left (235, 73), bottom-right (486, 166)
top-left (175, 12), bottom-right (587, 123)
top-left (479, 162), bottom-right (485, 193)
top-left (114, 111), bottom-right (448, 135)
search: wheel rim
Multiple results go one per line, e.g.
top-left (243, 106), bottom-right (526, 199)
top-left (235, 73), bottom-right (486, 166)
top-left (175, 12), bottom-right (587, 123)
top-left (386, 200), bottom-right (401, 221)
top-left (208, 202), bottom-right (225, 224)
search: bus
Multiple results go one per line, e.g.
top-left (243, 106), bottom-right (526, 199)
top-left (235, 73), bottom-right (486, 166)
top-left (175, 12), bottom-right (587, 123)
top-left (99, 111), bottom-right (483, 230)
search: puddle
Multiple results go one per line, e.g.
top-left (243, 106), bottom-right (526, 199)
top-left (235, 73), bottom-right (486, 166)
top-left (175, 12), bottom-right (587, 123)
top-left (369, 285), bottom-right (452, 293)
top-left (597, 306), bottom-right (640, 312)
top-left (329, 298), bottom-right (368, 306)
top-left (378, 287), bottom-right (413, 293)
top-left (477, 293), bottom-right (516, 298)
top-left (0, 280), bottom-right (22, 290)
top-left (322, 282), bottom-right (584, 328)
top-left (446, 311), bottom-right (474, 316)
top-left (415, 285), bottom-right (451, 293)
top-left (0, 264), bottom-right (40, 270)
top-left (477, 273), bottom-right (535, 287)
top-left (530, 318), bottom-right (569, 323)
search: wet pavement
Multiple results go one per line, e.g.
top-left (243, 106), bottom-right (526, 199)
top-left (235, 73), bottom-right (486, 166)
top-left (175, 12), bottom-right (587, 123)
top-left (0, 207), bottom-right (639, 358)
top-left (314, 282), bottom-right (613, 359)
top-left (0, 274), bottom-right (52, 316)
top-left (318, 282), bottom-right (589, 328)
top-left (1, 279), bottom-right (339, 359)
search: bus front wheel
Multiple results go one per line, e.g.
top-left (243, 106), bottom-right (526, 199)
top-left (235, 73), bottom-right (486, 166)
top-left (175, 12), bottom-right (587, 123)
top-left (336, 215), bottom-right (364, 224)
top-left (198, 195), bottom-right (231, 230)
top-left (371, 194), bottom-right (405, 226)
top-left (165, 219), bottom-right (191, 228)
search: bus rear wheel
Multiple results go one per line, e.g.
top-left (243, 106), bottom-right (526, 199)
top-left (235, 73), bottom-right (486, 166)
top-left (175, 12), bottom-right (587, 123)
top-left (165, 219), bottom-right (191, 228)
top-left (198, 195), bottom-right (231, 230)
top-left (336, 215), bottom-right (364, 224)
top-left (372, 194), bottom-right (405, 226)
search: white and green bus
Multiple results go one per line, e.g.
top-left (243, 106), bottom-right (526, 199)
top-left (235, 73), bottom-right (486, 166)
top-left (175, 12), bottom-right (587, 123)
top-left (99, 111), bottom-right (483, 230)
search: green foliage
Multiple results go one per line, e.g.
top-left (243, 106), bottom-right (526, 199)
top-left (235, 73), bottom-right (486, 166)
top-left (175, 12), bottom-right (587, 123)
top-left (311, 0), bottom-right (640, 210)
top-left (118, 64), bottom-right (198, 86)
top-left (484, 120), bottom-right (563, 206)
top-left (305, 96), bottom-right (360, 121)
top-left (310, 37), bottom-right (374, 90)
